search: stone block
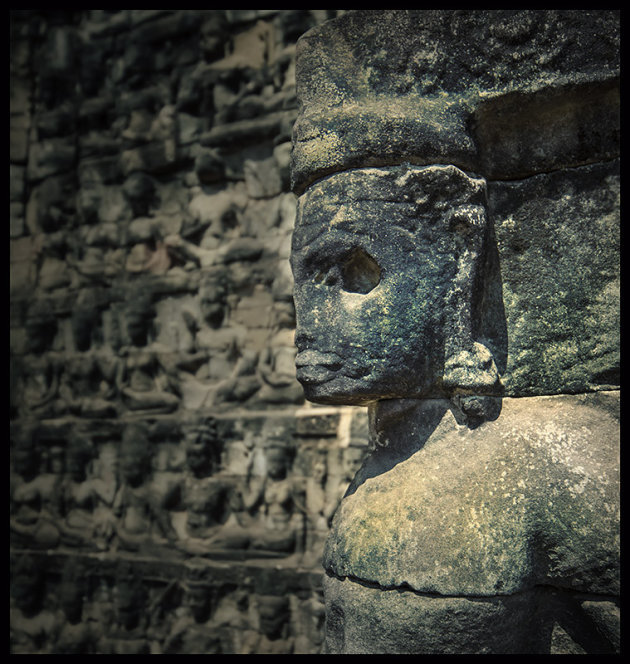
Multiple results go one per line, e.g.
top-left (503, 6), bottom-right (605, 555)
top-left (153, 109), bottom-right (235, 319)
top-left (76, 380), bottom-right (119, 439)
top-left (291, 10), bottom-right (620, 193)
top-left (489, 160), bottom-right (620, 395)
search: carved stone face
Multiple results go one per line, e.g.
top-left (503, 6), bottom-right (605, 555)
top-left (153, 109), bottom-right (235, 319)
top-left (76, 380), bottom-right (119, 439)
top-left (265, 447), bottom-right (289, 480)
top-left (120, 425), bottom-right (151, 486)
top-left (184, 425), bottom-right (214, 476)
top-left (291, 165), bottom-right (488, 405)
top-left (199, 275), bottom-right (227, 329)
top-left (258, 595), bottom-right (289, 638)
top-left (186, 585), bottom-right (211, 623)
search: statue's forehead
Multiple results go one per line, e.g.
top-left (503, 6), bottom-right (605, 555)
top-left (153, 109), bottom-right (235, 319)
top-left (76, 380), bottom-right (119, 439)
top-left (293, 200), bottom-right (415, 252)
top-left (299, 164), bottom-right (485, 205)
top-left (295, 165), bottom-right (485, 232)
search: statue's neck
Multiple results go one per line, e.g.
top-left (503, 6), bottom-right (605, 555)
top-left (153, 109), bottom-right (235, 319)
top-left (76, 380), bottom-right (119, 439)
top-left (341, 399), bottom-right (454, 498)
top-left (367, 398), bottom-right (455, 450)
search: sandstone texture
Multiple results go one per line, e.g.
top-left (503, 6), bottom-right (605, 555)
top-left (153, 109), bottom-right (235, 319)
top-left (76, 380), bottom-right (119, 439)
top-left (289, 9), bottom-right (620, 655)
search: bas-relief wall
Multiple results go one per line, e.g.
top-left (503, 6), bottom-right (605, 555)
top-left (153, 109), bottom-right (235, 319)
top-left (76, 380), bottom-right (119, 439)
top-left (9, 9), bottom-right (360, 654)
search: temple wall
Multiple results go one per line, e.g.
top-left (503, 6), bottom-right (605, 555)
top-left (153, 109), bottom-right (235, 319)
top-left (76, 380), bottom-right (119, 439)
top-left (10, 10), bottom-right (360, 654)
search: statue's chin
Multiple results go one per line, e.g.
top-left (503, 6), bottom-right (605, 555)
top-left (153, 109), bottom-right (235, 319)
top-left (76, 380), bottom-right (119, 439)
top-left (299, 373), bottom-right (384, 407)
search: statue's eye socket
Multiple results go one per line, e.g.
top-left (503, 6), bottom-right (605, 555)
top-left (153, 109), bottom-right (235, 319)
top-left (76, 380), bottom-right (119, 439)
top-left (341, 248), bottom-right (381, 294)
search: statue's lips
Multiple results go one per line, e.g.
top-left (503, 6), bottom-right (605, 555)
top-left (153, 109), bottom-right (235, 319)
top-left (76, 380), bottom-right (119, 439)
top-left (295, 350), bottom-right (343, 384)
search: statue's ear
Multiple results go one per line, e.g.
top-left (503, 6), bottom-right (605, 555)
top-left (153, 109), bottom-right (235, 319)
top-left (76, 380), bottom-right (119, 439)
top-left (441, 193), bottom-right (503, 409)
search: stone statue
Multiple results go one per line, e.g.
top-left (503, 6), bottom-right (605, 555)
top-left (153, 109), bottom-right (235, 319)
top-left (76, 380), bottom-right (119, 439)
top-left (290, 10), bottom-right (619, 655)
top-left (162, 572), bottom-right (225, 654)
top-left (113, 422), bottom-right (179, 554)
top-left (10, 424), bottom-right (62, 550)
top-left (10, 558), bottom-right (56, 654)
top-left (115, 293), bottom-right (181, 414)
top-left (239, 594), bottom-right (294, 654)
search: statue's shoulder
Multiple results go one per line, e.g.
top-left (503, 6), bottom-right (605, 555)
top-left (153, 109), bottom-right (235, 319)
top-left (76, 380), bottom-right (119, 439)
top-left (325, 392), bottom-right (619, 597)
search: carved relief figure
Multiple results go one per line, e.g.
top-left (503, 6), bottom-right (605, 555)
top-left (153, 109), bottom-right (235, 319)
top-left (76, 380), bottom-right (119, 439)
top-left (97, 574), bottom-right (151, 654)
top-left (174, 418), bottom-right (237, 557)
top-left (204, 426), bottom-right (303, 557)
top-left (57, 431), bottom-right (117, 551)
top-left (13, 301), bottom-right (66, 419)
top-left (10, 559), bottom-right (56, 654)
top-left (10, 426), bottom-right (61, 550)
top-left (58, 298), bottom-right (118, 417)
top-left (249, 442), bottom-right (303, 554)
top-left (298, 452), bottom-right (332, 567)
top-left (115, 294), bottom-right (181, 414)
top-left (113, 422), bottom-right (179, 554)
top-left (162, 576), bottom-right (224, 654)
top-left (51, 563), bottom-right (96, 654)
top-left (177, 270), bottom-right (259, 408)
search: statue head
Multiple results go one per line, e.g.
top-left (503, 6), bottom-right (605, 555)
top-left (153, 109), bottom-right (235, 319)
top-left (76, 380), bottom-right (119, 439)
top-left (257, 595), bottom-right (290, 640)
top-left (199, 271), bottom-right (229, 329)
top-left (124, 293), bottom-right (155, 347)
top-left (119, 422), bottom-right (152, 487)
top-left (183, 417), bottom-right (219, 478)
top-left (291, 164), bottom-right (501, 407)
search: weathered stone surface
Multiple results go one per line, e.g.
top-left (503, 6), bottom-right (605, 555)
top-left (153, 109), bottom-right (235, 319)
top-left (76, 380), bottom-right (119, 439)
top-left (291, 10), bottom-right (620, 193)
top-left (325, 393), bottom-right (619, 596)
top-left (324, 576), bottom-right (618, 654)
top-left (489, 160), bottom-right (620, 395)
top-left (291, 164), bottom-right (502, 405)
top-left (289, 9), bottom-right (620, 656)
